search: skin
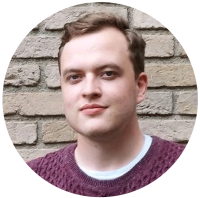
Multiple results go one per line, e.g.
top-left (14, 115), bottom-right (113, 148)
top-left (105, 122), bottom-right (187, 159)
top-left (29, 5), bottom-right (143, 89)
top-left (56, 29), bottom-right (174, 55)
top-left (60, 27), bottom-right (148, 171)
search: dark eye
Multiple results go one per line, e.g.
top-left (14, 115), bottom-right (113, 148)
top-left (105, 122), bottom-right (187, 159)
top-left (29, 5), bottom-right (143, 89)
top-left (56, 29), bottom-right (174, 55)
top-left (105, 71), bottom-right (114, 76)
top-left (67, 74), bottom-right (82, 84)
top-left (71, 75), bottom-right (79, 80)
top-left (101, 71), bottom-right (118, 79)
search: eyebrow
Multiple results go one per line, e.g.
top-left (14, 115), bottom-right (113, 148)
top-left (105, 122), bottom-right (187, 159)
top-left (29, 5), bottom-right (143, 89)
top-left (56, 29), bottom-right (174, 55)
top-left (97, 64), bottom-right (123, 72)
top-left (62, 69), bottom-right (82, 78)
top-left (62, 64), bottom-right (123, 77)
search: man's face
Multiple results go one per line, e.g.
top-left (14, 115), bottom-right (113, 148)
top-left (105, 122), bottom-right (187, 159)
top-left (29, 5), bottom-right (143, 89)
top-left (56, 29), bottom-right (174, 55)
top-left (60, 27), bottom-right (147, 140)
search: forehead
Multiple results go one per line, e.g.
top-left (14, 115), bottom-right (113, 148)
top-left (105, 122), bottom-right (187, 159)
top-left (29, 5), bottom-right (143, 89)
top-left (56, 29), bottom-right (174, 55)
top-left (60, 27), bottom-right (130, 71)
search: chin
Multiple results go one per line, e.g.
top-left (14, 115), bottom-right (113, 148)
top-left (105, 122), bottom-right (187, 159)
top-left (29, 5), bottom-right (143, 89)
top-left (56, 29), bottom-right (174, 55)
top-left (81, 126), bottom-right (108, 136)
top-left (78, 124), bottom-right (119, 142)
top-left (67, 116), bottom-right (121, 140)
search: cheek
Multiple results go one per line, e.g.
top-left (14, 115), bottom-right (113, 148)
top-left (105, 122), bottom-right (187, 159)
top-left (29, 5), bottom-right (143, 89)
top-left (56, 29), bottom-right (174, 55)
top-left (111, 82), bottom-right (136, 103)
top-left (62, 89), bottom-right (76, 111)
top-left (62, 90), bottom-right (77, 122)
top-left (105, 88), bottom-right (136, 115)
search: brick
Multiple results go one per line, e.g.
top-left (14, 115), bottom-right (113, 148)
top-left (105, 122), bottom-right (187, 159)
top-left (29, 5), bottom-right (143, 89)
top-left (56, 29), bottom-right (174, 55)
top-left (13, 36), bottom-right (61, 58)
top-left (19, 92), bottom-right (63, 116)
top-left (3, 94), bottom-right (19, 115)
top-left (42, 121), bottom-right (77, 143)
top-left (146, 64), bottom-right (196, 87)
top-left (45, 5), bottom-right (128, 30)
top-left (133, 9), bottom-right (165, 29)
top-left (139, 119), bottom-right (194, 142)
top-left (4, 62), bottom-right (40, 86)
top-left (179, 45), bottom-right (188, 58)
top-left (144, 35), bottom-right (174, 57)
top-left (92, 4), bottom-right (127, 18)
top-left (3, 93), bottom-right (64, 116)
top-left (137, 92), bottom-right (172, 114)
top-left (6, 122), bottom-right (37, 144)
top-left (175, 40), bottom-right (188, 57)
top-left (45, 64), bottom-right (60, 88)
top-left (175, 91), bottom-right (197, 115)
top-left (17, 148), bottom-right (61, 162)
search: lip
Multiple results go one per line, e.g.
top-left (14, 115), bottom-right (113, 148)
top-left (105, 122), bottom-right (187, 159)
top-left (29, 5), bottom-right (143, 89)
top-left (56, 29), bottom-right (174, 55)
top-left (80, 104), bottom-right (107, 115)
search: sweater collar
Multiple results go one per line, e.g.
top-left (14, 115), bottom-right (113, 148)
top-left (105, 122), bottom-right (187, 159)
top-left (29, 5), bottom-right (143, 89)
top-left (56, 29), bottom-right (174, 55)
top-left (62, 136), bottom-right (162, 187)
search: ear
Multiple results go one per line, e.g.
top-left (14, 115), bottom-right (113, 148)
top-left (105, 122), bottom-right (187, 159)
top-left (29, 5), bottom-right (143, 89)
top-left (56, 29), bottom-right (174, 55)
top-left (136, 72), bottom-right (148, 104)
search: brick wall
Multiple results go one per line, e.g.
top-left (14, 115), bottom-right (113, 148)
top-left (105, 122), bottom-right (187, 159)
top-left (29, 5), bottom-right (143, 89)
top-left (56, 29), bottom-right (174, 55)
top-left (3, 3), bottom-right (197, 162)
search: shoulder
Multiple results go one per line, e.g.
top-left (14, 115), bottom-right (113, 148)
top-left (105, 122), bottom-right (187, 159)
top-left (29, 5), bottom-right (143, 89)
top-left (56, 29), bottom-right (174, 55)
top-left (152, 136), bottom-right (185, 154)
top-left (150, 136), bottom-right (185, 168)
top-left (26, 143), bottom-right (77, 175)
top-left (130, 136), bottom-right (186, 187)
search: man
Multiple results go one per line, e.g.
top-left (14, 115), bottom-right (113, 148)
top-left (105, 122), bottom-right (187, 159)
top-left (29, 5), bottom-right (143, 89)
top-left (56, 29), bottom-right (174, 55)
top-left (27, 13), bottom-right (185, 196)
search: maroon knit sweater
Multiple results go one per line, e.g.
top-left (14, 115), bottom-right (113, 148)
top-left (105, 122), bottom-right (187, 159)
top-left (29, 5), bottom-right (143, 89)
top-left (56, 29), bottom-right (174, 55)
top-left (27, 136), bottom-right (185, 197)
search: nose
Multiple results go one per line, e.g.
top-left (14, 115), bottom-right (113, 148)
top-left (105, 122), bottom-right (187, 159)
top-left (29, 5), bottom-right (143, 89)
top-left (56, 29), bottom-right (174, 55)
top-left (82, 75), bottom-right (102, 99)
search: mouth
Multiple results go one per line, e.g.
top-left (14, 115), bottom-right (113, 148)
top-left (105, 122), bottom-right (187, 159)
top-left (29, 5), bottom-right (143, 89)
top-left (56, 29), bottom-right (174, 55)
top-left (80, 104), bottom-right (107, 115)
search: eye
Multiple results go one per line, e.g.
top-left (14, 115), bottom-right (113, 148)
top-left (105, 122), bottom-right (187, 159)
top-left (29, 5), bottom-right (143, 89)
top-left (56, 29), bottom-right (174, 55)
top-left (67, 74), bottom-right (83, 84)
top-left (105, 71), bottom-right (114, 76)
top-left (71, 75), bottom-right (79, 80)
top-left (101, 71), bottom-right (118, 79)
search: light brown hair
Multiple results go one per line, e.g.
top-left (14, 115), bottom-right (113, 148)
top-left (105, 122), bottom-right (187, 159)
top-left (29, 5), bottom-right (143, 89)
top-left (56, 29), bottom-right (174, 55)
top-left (58, 12), bottom-right (146, 78)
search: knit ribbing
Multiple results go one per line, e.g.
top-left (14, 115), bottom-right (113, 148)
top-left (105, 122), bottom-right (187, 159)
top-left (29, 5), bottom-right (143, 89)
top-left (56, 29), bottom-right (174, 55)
top-left (27, 136), bottom-right (185, 196)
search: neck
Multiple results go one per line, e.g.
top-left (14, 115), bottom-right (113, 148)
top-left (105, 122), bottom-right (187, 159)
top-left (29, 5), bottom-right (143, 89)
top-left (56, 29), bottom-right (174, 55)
top-left (75, 118), bottom-right (144, 171)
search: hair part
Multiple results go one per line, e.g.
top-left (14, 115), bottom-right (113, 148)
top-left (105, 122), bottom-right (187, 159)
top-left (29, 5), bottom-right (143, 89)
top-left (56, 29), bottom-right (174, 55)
top-left (58, 12), bottom-right (146, 78)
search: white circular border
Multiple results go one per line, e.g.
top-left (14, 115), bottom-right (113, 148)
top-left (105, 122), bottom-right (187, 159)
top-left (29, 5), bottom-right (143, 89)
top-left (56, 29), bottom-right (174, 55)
top-left (0, 0), bottom-right (199, 197)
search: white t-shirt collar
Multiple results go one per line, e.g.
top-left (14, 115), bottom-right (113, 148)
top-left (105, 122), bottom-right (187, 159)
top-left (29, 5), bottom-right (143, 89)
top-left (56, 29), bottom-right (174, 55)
top-left (78, 135), bottom-right (152, 180)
